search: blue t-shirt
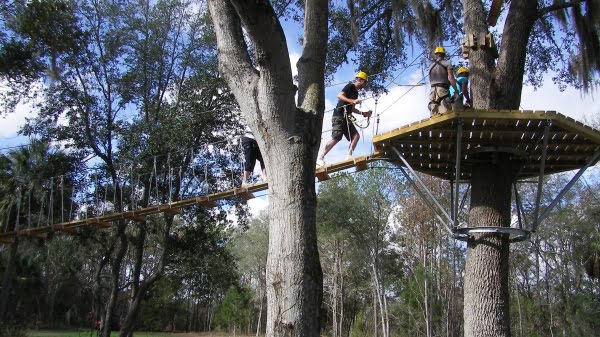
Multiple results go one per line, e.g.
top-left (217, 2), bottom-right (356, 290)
top-left (450, 76), bottom-right (469, 97)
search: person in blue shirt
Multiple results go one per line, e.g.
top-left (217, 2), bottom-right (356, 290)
top-left (450, 67), bottom-right (472, 109)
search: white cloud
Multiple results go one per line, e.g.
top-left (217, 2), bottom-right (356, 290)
top-left (289, 51), bottom-right (300, 79)
top-left (316, 68), bottom-right (599, 165)
top-left (0, 84), bottom-right (37, 138)
top-left (0, 106), bottom-right (34, 138)
top-left (247, 195), bottom-right (268, 217)
top-left (521, 75), bottom-right (598, 121)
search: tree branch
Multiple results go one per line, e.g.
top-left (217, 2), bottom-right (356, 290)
top-left (207, 0), bottom-right (257, 95)
top-left (538, 0), bottom-right (586, 19)
top-left (229, 0), bottom-right (292, 88)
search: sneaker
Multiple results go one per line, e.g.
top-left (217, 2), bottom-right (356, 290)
top-left (316, 158), bottom-right (325, 167)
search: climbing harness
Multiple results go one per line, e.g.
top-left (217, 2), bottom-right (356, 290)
top-left (347, 110), bottom-right (372, 129)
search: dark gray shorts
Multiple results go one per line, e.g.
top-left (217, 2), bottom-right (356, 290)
top-left (331, 116), bottom-right (358, 141)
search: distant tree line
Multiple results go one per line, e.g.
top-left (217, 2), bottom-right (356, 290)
top-left (1, 1), bottom-right (599, 337)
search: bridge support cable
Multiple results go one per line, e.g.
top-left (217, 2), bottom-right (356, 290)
top-left (391, 146), bottom-right (454, 236)
top-left (49, 177), bottom-right (54, 223)
top-left (69, 187), bottom-right (75, 223)
top-left (530, 149), bottom-right (600, 232)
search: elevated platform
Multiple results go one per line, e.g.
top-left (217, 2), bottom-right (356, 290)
top-left (3, 110), bottom-right (599, 244)
top-left (373, 109), bottom-right (600, 181)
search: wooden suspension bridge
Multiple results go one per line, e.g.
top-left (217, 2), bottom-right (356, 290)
top-left (2, 109), bottom-right (600, 244)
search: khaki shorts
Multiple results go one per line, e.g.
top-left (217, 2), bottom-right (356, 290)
top-left (428, 87), bottom-right (452, 115)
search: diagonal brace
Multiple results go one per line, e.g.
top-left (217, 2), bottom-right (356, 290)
top-left (530, 149), bottom-right (600, 232)
top-left (391, 146), bottom-right (454, 235)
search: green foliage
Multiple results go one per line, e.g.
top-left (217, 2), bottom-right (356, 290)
top-left (0, 322), bottom-right (26, 337)
top-left (213, 286), bottom-right (254, 333)
top-left (0, 0), bottom-right (243, 332)
top-left (349, 311), bottom-right (369, 337)
top-left (0, 140), bottom-right (80, 232)
top-left (510, 171), bottom-right (600, 336)
top-left (138, 278), bottom-right (186, 331)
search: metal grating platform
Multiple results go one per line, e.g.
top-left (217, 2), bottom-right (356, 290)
top-left (372, 110), bottom-right (600, 181)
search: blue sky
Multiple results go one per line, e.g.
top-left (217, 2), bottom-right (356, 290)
top-left (1, 13), bottom-right (598, 217)
top-left (246, 16), bottom-right (600, 215)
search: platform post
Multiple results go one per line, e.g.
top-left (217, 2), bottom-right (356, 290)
top-left (453, 119), bottom-right (463, 228)
top-left (532, 122), bottom-right (550, 225)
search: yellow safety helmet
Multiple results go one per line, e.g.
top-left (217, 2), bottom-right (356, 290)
top-left (434, 46), bottom-right (446, 55)
top-left (355, 71), bottom-right (368, 81)
top-left (457, 67), bottom-right (469, 75)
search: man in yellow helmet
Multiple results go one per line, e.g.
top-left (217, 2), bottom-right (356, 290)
top-left (317, 71), bottom-right (372, 166)
top-left (427, 46), bottom-right (460, 115)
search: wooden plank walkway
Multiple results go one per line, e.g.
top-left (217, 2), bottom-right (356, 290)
top-left (0, 154), bottom-right (380, 244)
top-left (4, 109), bottom-right (600, 244)
top-left (373, 109), bottom-right (600, 180)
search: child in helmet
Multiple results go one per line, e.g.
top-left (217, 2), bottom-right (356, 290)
top-left (450, 67), bottom-right (472, 109)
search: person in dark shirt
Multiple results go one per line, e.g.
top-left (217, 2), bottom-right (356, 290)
top-left (317, 71), bottom-right (372, 166)
top-left (241, 126), bottom-right (266, 187)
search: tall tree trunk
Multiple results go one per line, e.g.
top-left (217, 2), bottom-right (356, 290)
top-left (463, 0), bottom-right (538, 109)
top-left (332, 239), bottom-right (340, 337)
top-left (462, 1), bottom-right (540, 336)
top-left (339, 246), bottom-right (345, 337)
top-left (0, 238), bottom-right (19, 322)
top-left (101, 223), bottom-right (128, 337)
top-left (464, 153), bottom-right (517, 337)
top-left (256, 289), bottom-right (264, 337)
top-left (119, 213), bottom-right (173, 337)
top-left (208, 1), bottom-right (327, 336)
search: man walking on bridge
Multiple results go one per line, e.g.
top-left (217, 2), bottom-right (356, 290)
top-left (317, 71), bottom-right (372, 166)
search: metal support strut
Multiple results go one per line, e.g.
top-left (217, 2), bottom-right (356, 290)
top-left (391, 146), bottom-right (455, 236)
top-left (530, 149), bottom-right (600, 232)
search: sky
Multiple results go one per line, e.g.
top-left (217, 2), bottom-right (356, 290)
top-left (1, 14), bottom-right (599, 218)
top-left (245, 17), bottom-right (600, 216)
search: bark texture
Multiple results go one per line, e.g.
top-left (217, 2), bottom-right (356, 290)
top-left (464, 153), bottom-right (519, 337)
top-left (464, 0), bottom-right (538, 109)
top-left (207, 1), bottom-right (328, 336)
top-left (462, 1), bottom-right (540, 336)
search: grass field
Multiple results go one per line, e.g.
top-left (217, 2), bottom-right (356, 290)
top-left (28, 331), bottom-right (173, 337)
top-left (27, 331), bottom-right (243, 337)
